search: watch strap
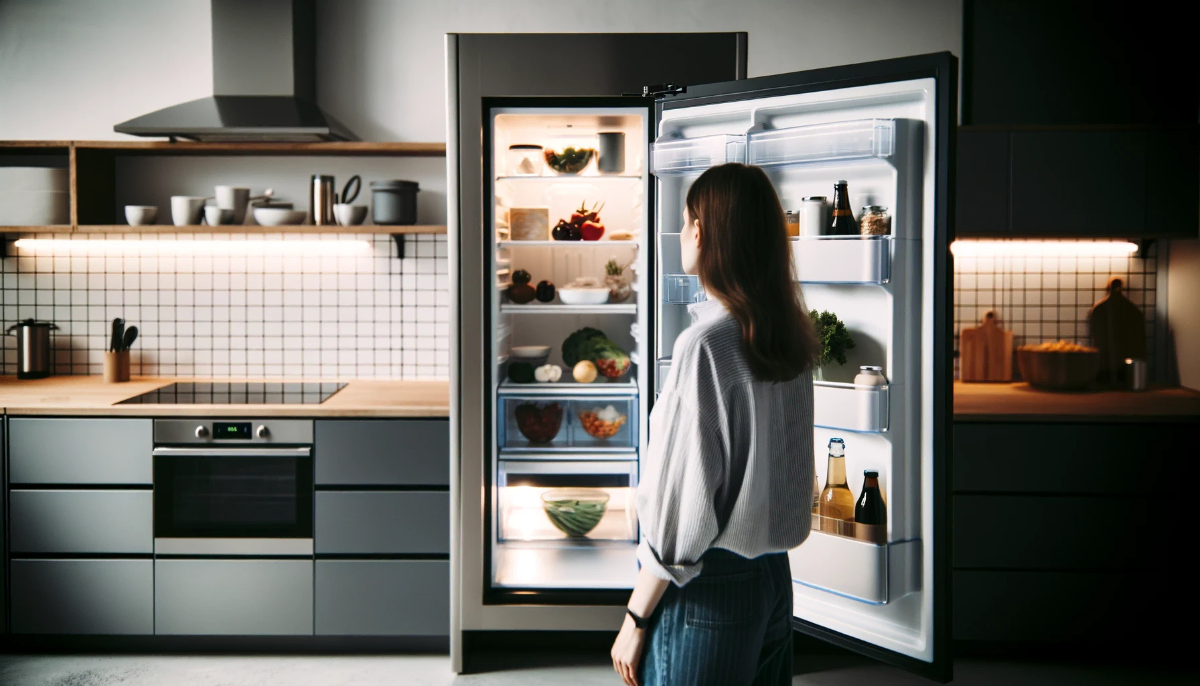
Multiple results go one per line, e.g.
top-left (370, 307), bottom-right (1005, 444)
top-left (626, 608), bottom-right (650, 629)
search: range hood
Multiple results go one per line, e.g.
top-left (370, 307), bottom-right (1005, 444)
top-left (114, 0), bottom-right (355, 142)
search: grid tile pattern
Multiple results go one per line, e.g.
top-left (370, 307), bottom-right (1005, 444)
top-left (1, 233), bottom-right (449, 379)
top-left (953, 241), bottom-right (1157, 379)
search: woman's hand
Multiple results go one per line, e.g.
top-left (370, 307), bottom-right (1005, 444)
top-left (611, 613), bottom-right (647, 686)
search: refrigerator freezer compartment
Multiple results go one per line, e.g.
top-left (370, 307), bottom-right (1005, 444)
top-left (492, 543), bottom-right (639, 589)
top-left (498, 459), bottom-right (637, 543)
top-left (662, 274), bottom-right (706, 304)
top-left (499, 395), bottom-right (638, 452)
top-left (813, 382), bottom-right (889, 433)
top-left (789, 529), bottom-right (919, 605)
top-left (650, 134), bottom-right (746, 175)
top-left (791, 236), bottom-right (891, 284)
top-left (747, 119), bottom-right (895, 167)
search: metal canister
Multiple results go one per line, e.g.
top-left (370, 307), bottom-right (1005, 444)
top-left (1124, 358), bottom-right (1148, 391)
top-left (800, 196), bottom-right (827, 236)
top-left (310, 174), bottom-right (336, 225)
top-left (6, 319), bottom-right (58, 379)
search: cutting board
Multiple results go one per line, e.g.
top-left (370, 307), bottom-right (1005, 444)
top-left (1089, 276), bottom-right (1146, 386)
top-left (960, 310), bottom-right (1013, 382)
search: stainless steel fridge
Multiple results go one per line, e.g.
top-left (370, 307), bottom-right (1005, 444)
top-left (449, 37), bottom-right (955, 681)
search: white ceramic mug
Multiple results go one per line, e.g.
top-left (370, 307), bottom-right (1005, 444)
top-left (334, 203), bottom-right (368, 226)
top-left (215, 186), bottom-right (250, 224)
top-left (171, 196), bottom-right (208, 226)
top-left (204, 205), bottom-right (234, 226)
top-left (124, 205), bottom-right (158, 226)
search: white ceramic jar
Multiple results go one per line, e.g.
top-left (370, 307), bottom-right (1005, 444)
top-left (854, 366), bottom-right (888, 386)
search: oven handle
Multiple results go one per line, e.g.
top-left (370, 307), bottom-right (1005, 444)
top-left (152, 446), bottom-right (312, 458)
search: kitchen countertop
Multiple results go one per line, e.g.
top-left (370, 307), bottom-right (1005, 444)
top-left (954, 381), bottom-right (1200, 422)
top-left (0, 376), bottom-right (449, 417)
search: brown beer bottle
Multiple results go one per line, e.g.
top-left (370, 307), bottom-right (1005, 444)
top-left (854, 470), bottom-right (887, 526)
top-left (828, 180), bottom-right (859, 235)
top-left (818, 438), bottom-right (855, 534)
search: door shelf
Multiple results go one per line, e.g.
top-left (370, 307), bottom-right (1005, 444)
top-left (500, 303), bottom-right (637, 314)
top-left (662, 274), bottom-right (706, 304)
top-left (651, 134), bottom-right (746, 175)
top-left (500, 396), bottom-right (638, 451)
top-left (747, 119), bottom-right (895, 167)
top-left (792, 236), bottom-right (891, 284)
top-left (789, 522), bottom-right (919, 605)
top-left (813, 382), bottom-right (889, 433)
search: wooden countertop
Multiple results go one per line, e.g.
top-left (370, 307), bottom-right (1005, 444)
top-left (0, 376), bottom-right (449, 417)
top-left (954, 381), bottom-right (1200, 422)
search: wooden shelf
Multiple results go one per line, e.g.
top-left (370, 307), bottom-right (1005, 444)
top-left (0, 225), bottom-right (73, 234)
top-left (1, 140), bottom-right (445, 156)
top-left (5, 224), bottom-right (446, 235)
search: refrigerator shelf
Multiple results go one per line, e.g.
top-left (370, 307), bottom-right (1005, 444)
top-left (499, 376), bottom-right (639, 396)
top-left (497, 240), bottom-right (641, 248)
top-left (500, 396), bottom-right (639, 451)
top-left (792, 235), bottom-right (891, 284)
top-left (496, 174), bottom-right (643, 182)
top-left (813, 382), bottom-right (889, 433)
top-left (747, 118), bottom-right (895, 167)
top-left (650, 134), bottom-right (746, 175)
top-left (500, 303), bottom-right (638, 314)
top-left (789, 521), bottom-right (919, 605)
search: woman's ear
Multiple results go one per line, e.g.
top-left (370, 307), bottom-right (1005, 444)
top-left (692, 218), bottom-right (702, 249)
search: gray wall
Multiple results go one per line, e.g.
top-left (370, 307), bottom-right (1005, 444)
top-left (1, 0), bottom-right (962, 141)
top-left (1168, 239), bottom-right (1200, 391)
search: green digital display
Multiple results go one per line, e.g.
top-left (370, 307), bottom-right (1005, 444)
top-left (213, 422), bottom-right (252, 439)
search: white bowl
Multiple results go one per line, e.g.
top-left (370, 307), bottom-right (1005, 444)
top-left (511, 345), bottom-right (551, 360)
top-left (557, 287), bottom-right (611, 305)
top-left (125, 205), bottom-right (159, 226)
top-left (254, 207), bottom-right (307, 226)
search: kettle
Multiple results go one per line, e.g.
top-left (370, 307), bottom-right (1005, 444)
top-left (6, 319), bottom-right (58, 379)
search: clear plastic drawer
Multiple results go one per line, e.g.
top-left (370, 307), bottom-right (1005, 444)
top-left (747, 119), bottom-right (895, 167)
top-left (651, 134), bottom-right (746, 175)
top-left (570, 398), bottom-right (637, 449)
top-left (497, 459), bottom-right (638, 543)
top-left (662, 274), bottom-right (705, 304)
top-left (499, 395), bottom-right (637, 453)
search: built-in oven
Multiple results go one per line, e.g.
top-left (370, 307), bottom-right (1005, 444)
top-left (153, 419), bottom-right (314, 556)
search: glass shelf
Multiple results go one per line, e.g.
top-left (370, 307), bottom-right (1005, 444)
top-left (496, 175), bottom-right (643, 182)
top-left (497, 240), bottom-right (640, 248)
top-left (500, 303), bottom-right (637, 315)
top-left (499, 375), bottom-right (639, 396)
top-left (650, 134), bottom-right (746, 176)
top-left (747, 119), bottom-right (895, 167)
top-left (792, 235), bottom-right (891, 284)
top-left (812, 382), bottom-right (889, 433)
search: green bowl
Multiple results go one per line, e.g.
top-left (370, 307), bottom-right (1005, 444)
top-left (541, 488), bottom-right (610, 537)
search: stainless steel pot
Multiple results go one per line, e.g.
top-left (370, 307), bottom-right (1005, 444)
top-left (6, 319), bottom-right (58, 379)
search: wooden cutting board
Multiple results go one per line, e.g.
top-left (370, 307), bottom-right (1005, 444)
top-left (1089, 276), bottom-right (1147, 386)
top-left (960, 310), bottom-right (1014, 382)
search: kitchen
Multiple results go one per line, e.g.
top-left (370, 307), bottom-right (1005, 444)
top-left (1, 0), bottom-right (1197, 684)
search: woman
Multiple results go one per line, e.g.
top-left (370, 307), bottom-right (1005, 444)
top-left (611, 163), bottom-right (818, 686)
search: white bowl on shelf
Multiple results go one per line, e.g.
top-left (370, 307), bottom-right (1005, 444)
top-left (253, 207), bottom-right (306, 226)
top-left (511, 345), bottom-right (551, 360)
top-left (557, 287), bottom-right (610, 305)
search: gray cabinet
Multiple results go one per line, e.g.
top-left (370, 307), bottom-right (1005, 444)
top-left (316, 419), bottom-right (448, 485)
top-left (9, 418), bottom-right (152, 484)
top-left (10, 490), bottom-right (153, 554)
top-left (315, 560), bottom-right (448, 636)
top-left (155, 559), bottom-right (313, 635)
top-left (11, 559), bottom-right (153, 634)
top-left (315, 491), bottom-right (449, 554)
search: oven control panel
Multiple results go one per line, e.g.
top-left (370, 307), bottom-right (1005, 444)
top-left (154, 419), bottom-right (313, 444)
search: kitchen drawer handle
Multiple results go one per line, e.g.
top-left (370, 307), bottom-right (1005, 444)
top-left (151, 447), bottom-right (312, 458)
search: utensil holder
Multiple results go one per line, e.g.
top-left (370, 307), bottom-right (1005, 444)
top-left (104, 350), bottom-right (130, 383)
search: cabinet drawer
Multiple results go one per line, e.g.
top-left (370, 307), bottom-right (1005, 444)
top-left (9, 418), bottom-right (152, 484)
top-left (315, 419), bottom-right (448, 485)
top-left (315, 560), bottom-right (448, 635)
top-left (11, 559), bottom-right (153, 635)
top-left (315, 491), bottom-right (449, 554)
top-left (11, 490), bottom-right (153, 554)
top-left (155, 559), bottom-right (313, 635)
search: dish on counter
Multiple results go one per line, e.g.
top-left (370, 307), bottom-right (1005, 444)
top-left (541, 488), bottom-right (609, 537)
top-left (1016, 341), bottom-right (1100, 390)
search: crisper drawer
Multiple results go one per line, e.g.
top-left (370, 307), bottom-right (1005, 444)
top-left (499, 396), bottom-right (637, 453)
top-left (789, 515), bottom-right (919, 605)
top-left (10, 490), bottom-right (153, 554)
top-left (316, 560), bottom-right (449, 636)
top-left (9, 418), bottom-right (152, 484)
top-left (498, 459), bottom-right (638, 543)
top-left (315, 491), bottom-right (449, 554)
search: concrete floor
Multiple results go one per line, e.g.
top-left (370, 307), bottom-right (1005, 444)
top-left (0, 652), bottom-right (1191, 686)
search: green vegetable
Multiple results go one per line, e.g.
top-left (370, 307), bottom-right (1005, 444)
top-left (810, 310), bottom-right (856, 367)
top-left (562, 327), bottom-right (607, 367)
top-left (507, 362), bottom-right (535, 383)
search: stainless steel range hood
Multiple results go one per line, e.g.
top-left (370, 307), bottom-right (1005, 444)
top-left (114, 0), bottom-right (355, 142)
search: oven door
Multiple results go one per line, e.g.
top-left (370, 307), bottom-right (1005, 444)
top-left (153, 446), bottom-right (313, 555)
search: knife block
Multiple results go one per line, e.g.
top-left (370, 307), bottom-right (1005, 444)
top-left (104, 350), bottom-right (130, 383)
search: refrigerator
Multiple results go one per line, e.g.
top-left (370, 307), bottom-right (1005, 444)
top-left (449, 41), bottom-right (955, 681)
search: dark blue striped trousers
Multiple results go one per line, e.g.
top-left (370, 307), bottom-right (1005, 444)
top-left (641, 548), bottom-right (793, 686)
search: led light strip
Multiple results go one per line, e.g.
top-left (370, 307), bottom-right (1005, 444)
top-left (949, 239), bottom-right (1139, 258)
top-left (11, 238), bottom-right (374, 256)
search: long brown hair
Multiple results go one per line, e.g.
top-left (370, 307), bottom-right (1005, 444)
top-left (686, 163), bottom-right (818, 382)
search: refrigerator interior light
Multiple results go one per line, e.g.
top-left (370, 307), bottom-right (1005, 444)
top-left (11, 238), bottom-right (373, 256)
top-left (949, 239), bottom-right (1139, 258)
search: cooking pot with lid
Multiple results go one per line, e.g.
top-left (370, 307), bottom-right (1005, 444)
top-left (6, 319), bottom-right (58, 379)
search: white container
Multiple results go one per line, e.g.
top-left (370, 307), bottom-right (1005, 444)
top-left (812, 382), bottom-right (888, 432)
top-left (791, 236), bottom-right (891, 284)
top-left (171, 196), bottom-right (208, 226)
top-left (800, 196), bottom-right (827, 237)
top-left (789, 532), bottom-right (919, 605)
top-left (125, 205), bottom-right (159, 226)
top-left (0, 190), bottom-right (69, 225)
top-left (506, 145), bottom-right (544, 176)
top-left (854, 366), bottom-right (888, 386)
top-left (557, 287), bottom-right (610, 305)
top-left (252, 207), bottom-right (306, 226)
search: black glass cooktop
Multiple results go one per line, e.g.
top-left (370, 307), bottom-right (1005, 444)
top-left (119, 382), bottom-right (347, 405)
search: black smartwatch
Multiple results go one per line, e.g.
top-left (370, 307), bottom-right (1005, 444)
top-left (626, 608), bottom-right (650, 629)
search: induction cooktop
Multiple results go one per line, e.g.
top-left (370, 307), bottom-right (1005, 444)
top-left (119, 382), bottom-right (347, 405)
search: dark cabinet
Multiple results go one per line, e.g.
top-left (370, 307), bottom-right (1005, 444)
top-left (955, 130), bottom-right (1009, 237)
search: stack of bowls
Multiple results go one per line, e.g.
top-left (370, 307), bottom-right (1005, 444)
top-left (0, 167), bottom-right (70, 226)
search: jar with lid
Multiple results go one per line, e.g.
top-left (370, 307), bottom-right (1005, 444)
top-left (507, 145), bottom-right (544, 176)
top-left (859, 205), bottom-right (890, 236)
top-left (853, 366), bottom-right (888, 386)
top-left (784, 210), bottom-right (800, 237)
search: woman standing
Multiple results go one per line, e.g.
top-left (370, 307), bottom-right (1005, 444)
top-left (611, 164), bottom-right (818, 686)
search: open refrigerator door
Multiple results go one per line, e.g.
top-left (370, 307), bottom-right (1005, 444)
top-left (649, 54), bottom-right (955, 681)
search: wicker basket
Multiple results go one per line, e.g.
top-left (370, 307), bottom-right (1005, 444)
top-left (1016, 348), bottom-right (1100, 390)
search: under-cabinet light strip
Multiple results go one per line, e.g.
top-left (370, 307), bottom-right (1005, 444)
top-left (11, 238), bottom-right (373, 256)
top-left (949, 239), bottom-right (1138, 258)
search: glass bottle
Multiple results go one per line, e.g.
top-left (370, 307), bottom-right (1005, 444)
top-left (818, 437), bottom-right (855, 534)
top-left (854, 470), bottom-right (887, 526)
top-left (828, 180), bottom-right (859, 235)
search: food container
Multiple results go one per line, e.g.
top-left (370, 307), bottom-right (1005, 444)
top-left (541, 489), bottom-right (610, 537)
top-left (854, 366), bottom-right (888, 386)
top-left (511, 400), bottom-right (565, 445)
top-left (509, 207), bottom-right (549, 241)
top-left (800, 196), bottom-right (827, 237)
top-left (785, 210), bottom-right (801, 237)
top-left (1016, 347), bottom-right (1100, 390)
top-left (577, 404), bottom-right (629, 440)
top-left (544, 134), bottom-right (597, 175)
top-left (859, 205), bottom-right (891, 236)
top-left (507, 145), bottom-right (544, 176)
top-left (557, 280), bottom-right (611, 305)
top-left (370, 180), bottom-right (419, 225)
top-left (570, 399), bottom-right (636, 447)
top-left (597, 132), bottom-right (626, 174)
